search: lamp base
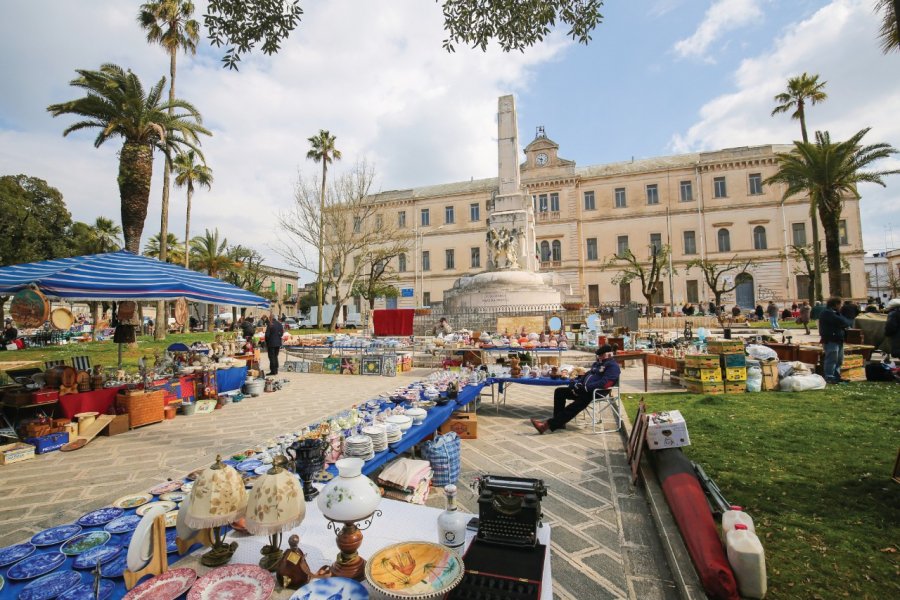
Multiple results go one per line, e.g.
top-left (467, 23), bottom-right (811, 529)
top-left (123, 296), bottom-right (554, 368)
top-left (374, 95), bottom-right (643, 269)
top-left (259, 545), bottom-right (283, 572)
top-left (329, 554), bottom-right (366, 581)
top-left (200, 541), bottom-right (238, 567)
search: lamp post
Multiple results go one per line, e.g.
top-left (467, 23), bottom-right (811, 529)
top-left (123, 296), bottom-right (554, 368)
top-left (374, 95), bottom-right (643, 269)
top-left (415, 224), bottom-right (447, 306)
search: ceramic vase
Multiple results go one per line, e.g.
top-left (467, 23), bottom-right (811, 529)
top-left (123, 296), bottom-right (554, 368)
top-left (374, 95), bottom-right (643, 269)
top-left (317, 458), bottom-right (381, 523)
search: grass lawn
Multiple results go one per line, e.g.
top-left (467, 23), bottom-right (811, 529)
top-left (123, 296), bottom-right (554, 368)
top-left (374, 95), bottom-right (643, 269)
top-left (623, 384), bottom-right (900, 599)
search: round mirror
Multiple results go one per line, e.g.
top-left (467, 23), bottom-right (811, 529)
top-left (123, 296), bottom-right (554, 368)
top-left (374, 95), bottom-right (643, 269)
top-left (586, 314), bottom-right (600, 331)
top-left (548, 315), bottom-right (563, 332)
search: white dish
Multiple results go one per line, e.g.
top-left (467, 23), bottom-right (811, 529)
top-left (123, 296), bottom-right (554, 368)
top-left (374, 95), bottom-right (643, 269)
top-left (127, 504), bottom-right (168, 572)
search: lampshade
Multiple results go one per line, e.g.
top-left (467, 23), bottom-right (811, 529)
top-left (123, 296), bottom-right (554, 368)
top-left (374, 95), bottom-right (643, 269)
top-left (245, 458), bottom-right (306, 536)
top-left (318, 458), bottom-right (382, 523)
top-left (185, 456), bottom-right (248, 529)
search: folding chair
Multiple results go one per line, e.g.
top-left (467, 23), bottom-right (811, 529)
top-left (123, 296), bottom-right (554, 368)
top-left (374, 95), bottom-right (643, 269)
top-left (71, 356), bottom-right (92, 372)
top-left (586, 384), bottom-right (622, 434)
top-left (44, 360), bottom-right (66, 371)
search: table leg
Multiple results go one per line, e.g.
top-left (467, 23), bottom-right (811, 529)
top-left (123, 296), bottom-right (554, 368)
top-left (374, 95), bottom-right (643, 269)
top-left (643, 357), bottom-right (648, 392)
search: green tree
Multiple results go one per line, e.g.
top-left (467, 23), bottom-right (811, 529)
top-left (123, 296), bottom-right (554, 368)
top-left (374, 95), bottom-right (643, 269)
top-left (221, 244), bottom-right (265, 323)
top-left (685, 256), bottom-right (755, 315)
top-left (190, 229), bottom-right (231, 330)
top-left (306, 129), bottom-right (342, 329)
top-left (47, 64), bottom-right (210, 253)
top-left (771, 72), bottom-right (828, 301)
top-left (876, 0), bottom-right (900, 53)
top-left (89, 217), bottom-right (123, 253)
top-left (144, 232), bottom-right (185, 264)
top-left (172, 149), bottom-right (213, 269)
top-left (599, 245), bottom-right (674, 308)
top-left (351, 252), bottom-right (407, 312)
top-left (766, 128), bottom-right (899, 297)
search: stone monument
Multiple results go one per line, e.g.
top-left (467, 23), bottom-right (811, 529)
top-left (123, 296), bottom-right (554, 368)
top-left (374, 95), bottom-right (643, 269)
top-left (443, 96), bottom-right (563, 311)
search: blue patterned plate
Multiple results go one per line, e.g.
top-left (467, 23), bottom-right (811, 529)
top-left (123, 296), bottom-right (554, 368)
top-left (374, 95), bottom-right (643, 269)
top-left (99, 553), bottom-right (127, 578)
top-left (72, 544), bottom-right (122, 569)
top-left (77, 507), bottom-right (123, 527)
top-left (104, 514), bottom-right (142, 535)
top-left (31, 524), bottom-right (83, 547)
top-left (60, 531), bottom-right (110, 556)
top-left (58, 579), bottom-right (114, 600)
top-left (166, 529), bottom-right (178, 554)
top-left (0, 542), bottom-right (34, 567)
top-left (290, 577), bottom-right (369, 599)
top-left (18, 570), bottom-right (81, 600)
top-left (6, 552), bottom-right (66, 581)
top-left (236, 459), bottom-right (263, 472)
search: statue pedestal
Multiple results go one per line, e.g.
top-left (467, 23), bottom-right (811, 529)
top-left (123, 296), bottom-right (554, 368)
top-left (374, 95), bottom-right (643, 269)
top-left (443, 270), bottom-right (562, 311)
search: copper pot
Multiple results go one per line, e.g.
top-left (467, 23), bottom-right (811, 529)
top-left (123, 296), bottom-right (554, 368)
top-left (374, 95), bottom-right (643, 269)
top-left (45, 366), bottom-right (77, 389)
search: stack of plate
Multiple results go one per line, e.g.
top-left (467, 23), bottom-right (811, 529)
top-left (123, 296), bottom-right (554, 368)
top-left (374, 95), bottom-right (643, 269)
top-left (384, 423), bottom-right (403, 444)
top-left (343, 435), bottom-right (374, 461)
top-left (386, 414), bottom-right (413, 432)
top-left (361, 425), bottom-right (388, 452)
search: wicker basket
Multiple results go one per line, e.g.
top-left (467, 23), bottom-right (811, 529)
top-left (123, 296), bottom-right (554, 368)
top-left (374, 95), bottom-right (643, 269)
top-left (116, 390), bottom-right (165, 429)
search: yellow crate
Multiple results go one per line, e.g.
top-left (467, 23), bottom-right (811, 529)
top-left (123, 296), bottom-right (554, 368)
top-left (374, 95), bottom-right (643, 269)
top-left (683, 367), bottom-right (722, 382)
top-left (842, 354), bottom-right (864, 368)
top-left (724, 367), bottom-right (747, 382)
top-left (840, 366), bottom-right (866, 381)
top-left (707, 340), bottom-right (745, 354)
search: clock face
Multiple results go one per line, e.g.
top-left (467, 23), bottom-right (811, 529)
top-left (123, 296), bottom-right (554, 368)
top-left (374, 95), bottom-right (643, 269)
top-left (536, 152), bottom-right (548, 166)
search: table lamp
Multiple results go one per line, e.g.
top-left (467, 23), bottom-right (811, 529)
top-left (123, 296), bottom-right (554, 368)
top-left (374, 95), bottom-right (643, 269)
top-left (184, 455), bottom-right (248, 567)
top-left (318, 457), bottom-right (383, 580)
top-left (245, 455), bottom-right (306, 571)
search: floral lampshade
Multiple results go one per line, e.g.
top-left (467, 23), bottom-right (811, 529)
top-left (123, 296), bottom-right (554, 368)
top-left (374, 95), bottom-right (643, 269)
top-left (318, 458), bottom-right (382, 523)
top-left (245, 459), bottom-right (306, 536)
top-left (185, 456), bottom-right (248, 529)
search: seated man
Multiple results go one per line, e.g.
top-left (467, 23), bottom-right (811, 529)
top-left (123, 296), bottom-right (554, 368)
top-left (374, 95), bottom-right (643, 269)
top-left (531, 344), bottom-right (620, 434)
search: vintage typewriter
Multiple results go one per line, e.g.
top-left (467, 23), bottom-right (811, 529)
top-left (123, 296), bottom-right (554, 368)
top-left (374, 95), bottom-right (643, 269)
top-left (476, 475), bottom-right (547, 547)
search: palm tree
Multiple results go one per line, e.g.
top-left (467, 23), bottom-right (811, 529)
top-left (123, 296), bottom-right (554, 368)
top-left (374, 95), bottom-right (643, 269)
top-left (771, 73), bottom-right (828, 301)
top-left (91, 217), bottom-right (123, 253)
top-left (307, 129), bottom-right (342, 328)
top-left (47, 64), bottom-right (209, 253)
top-left (766, 128), bottom-right (899, 296)
top-left (191, 229), bottom-right (231, 331)
top-left (876, 0), bottom-right (900, 53)
top-left (172, 149), bottom-right (213, 269)
top-left (144, 233), bottom-right (185, 264)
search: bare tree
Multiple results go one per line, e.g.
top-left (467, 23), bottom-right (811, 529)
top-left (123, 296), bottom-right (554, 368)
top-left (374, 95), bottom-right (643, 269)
top-left (600, 245), bottom-right (674, 308)
top-left (351, 252), bottom-right (405, 312)
top-left (685, 255), bottom-right (755, 314)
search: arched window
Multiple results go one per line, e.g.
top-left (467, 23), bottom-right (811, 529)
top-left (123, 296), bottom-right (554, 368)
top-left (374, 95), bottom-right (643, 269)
top-left (717, 228), bottom-right (731, 252)
top-left (398, 253), bottom-right (407, 272)
top-left (753, 226), bottom-right (767, 250)
top-left (551, 240), bottom-right (562, 261)
top-left (540, 241), bottom-right (551, 261)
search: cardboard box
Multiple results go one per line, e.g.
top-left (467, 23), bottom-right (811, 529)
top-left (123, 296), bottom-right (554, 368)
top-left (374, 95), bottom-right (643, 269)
top-left (724, 367), bottom-right (747, 382)
top-left (438, 412), bottom-right (478, 439)
top-left (101, 414), bottom-right (130, 437)
top-left (646, 410), bottom-right (691, 448)
top-left (684, 354), bottom-right (720, 368)
top-left (840, 366), bottom-right (866, 381)
top-left (707, 340), bottom-right (745, 354)
top-left (842, 354), bottom-right (864, 368)
top-left (0, 442), bottom-right (35, 465)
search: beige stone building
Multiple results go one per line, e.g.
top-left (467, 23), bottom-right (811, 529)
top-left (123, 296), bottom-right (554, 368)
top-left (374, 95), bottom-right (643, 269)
top-left (359, 133), bottom-right (865, 311)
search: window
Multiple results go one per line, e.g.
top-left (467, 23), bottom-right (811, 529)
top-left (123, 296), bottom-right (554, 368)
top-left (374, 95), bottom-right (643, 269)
top-left (840, 273), bottom-right (851, 297)
top-left (748, 173), bottom-right (763, 195)
top-left (796, 274), bottom-right (811, 300)
top-left (540, 241), bottom-right (551, 262)
top-left (422, 251), bottom-right (430, 271)
top-left (650, 233), bottom-right (663, 255)
top-left (588, 284), bottom-right (600, 307)
top-left (550, 192), bottom-right (560, 212)
top-left (619, 282), bottom-right (631, 304)
top-left (422, 292), bottom-right (431, 306)
top-left (753, 226), bottom-right (767, 250)
top-left (686, 280), bottom-right (699, 304)
top-left (398, 211), bottom-right (406, 228)
top-left (471, 247), bottom-right (480, 268)
top-left (286, 283), bottom-right (293, 296)
top-left (713, 176), bottom-right (727, 198)
top-left (717, 228), bottom-right (731, 252)
top-left (792, 222), bottom-right (807, 246)
top-left (445, 249), bottom-right (455, 269)
top-left (538, 194), bottom-right (549, 212)
top-left (270, 281), bottom-right (276, 293)
top-left (470, 203), bottom-right (480, 222)
top-left (584, 191), bottom-right (596, 211)
top-left (420, 208), bottom-right (430, 226)
top-left (552, 240), bottom-right (561, 262)
top-left (353, 216), bottom-right (361, 233)
top-left (839, 220), bottom-right (849, 245)
top-left (646, 184), bottom-right (659, 205)
top-left (445, 205), bottom-right (454, 224)
top-left (586, 238), bottom-right (598, 261)
top-left (683, 230), bottom-right (697, 255)
top-left (614, 187), bottom-right (626, 208)
top-left (680, 180), bottom-right (693, 202)
top-left (617, 235), bottom-right (629, 257)
top-left (398, 253), bottom-right (407, 272)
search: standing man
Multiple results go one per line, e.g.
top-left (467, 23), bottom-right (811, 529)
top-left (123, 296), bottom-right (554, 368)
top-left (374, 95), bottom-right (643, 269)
top-left (767, 301), bottom-right (780, 330)
top-left (240, 316), bottom-right (256, 341)
top-left (798, 301), bottom-right (812, 335)
top-left (819, 297), bottom-right (852, 384)
top-left (884, 298), bottom-right (900, 363)
top-left (531, 344), bottom-right (621, 434)
top-left (265, 314), bottom-right (284, 375)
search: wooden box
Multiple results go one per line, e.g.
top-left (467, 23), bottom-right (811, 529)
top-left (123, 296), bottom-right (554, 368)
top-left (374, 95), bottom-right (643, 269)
top-left (684, 379), bottom-right (724, 395)
top-left (724, 367), bottom-right (747, 382)
top-left (684, 354), bottom-right (720, 368)
top-left (101, 414), bottom-right (130, 437)
top-left (438, 412), bottom-right (478, 439)
top-left (0, 442), bottom-right (35, 465)
top-left (725, 382), bottom-right (746, 394)
top-left (720, 353), bottom-right (747, 368)
top-left (707, 340), bottom-right (745, 354)
top-left (116, 390), bottom-right (165, 429)
top-left (760, 362), bottom-right (779, 391)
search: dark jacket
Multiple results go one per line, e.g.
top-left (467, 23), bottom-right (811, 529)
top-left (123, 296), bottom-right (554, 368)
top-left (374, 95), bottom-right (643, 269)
top-left (240, 320), bottom-right (255, 339)
top-left (573, 357), bottom-right (621, 396)
top-left (885, 308), bottom-right (900, 358)
top-left (264, 319), bottom-right (284, 348)
top-left (818, 308), bottom-right (852, 344)
top-left (840, 302), bottom-right (860, 322)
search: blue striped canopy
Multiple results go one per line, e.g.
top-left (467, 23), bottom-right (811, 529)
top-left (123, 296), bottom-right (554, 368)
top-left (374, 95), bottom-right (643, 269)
top-left (0, 250), bottom-right (269, 307)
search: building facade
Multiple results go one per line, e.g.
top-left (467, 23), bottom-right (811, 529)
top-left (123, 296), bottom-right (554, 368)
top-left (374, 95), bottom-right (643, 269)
top-left (360, 135), bottom-right (866, 310)
top-left (250, 265), bottom-right (299, 317)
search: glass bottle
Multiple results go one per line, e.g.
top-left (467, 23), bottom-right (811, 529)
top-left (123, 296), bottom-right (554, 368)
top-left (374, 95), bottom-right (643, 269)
top-left (437, 484), bottom-right (467, 549)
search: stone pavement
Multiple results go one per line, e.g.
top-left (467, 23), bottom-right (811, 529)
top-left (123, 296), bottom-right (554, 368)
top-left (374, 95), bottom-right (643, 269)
top-left (1, 359), bottom-right (678, 599)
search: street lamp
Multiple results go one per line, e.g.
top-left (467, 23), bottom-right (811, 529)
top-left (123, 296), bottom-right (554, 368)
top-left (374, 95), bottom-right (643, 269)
top-left (415, 224), bottom-right (447, 307)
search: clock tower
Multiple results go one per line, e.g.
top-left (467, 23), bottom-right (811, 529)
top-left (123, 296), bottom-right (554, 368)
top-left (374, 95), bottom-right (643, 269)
top-left (523, 126), bottom-right (573, 170)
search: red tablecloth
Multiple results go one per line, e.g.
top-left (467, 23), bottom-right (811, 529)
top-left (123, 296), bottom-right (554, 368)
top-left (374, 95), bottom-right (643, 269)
top-left (59, 386), bottom-right (126, 419)
top-left (373, 309), bottom-right (415, 336)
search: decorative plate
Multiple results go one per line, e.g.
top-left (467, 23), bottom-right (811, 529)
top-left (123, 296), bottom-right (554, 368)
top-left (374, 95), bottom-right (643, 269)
top-left (290, 577), bottom-right (369, 600)
top-left (122, 568), bottom-right (197, 600)
top-left (148, 481), bottom-right (184, 496)
top-left (187, 564), bottom-right (275, 600)
top-left (58, 579), bottom-right (115, 600)
top-left (0, 573), bottom-right (3, 594)
top-left (60, 439), bottom-right (88, 452)
top-left (365, 542), bottom-right (464, 599)
top-left (165, 529), bottom-right (178, 554)
top-left (6, 552), bottom-right (67, 581)
top-left (136, 501), bottom-right (177, 516)
top-left (72, 544), bottom-right (122, 569)
top-left (99, 553), bottom-right (127, 578)
top-left (186, 467), bottom-right (205, 481)
top-left (61, 531), bottom-right (111, 556)
top-left (236, 459), bottom-right (263, 472)
top-left (0, 542), bottom-right (35, 567)
top-left (253, 464), bottom-right (272, 476)
top-left (164, 510), bottom-right (178, 528)
top-left (180, 481), bottom-right (194, 493)
top-left (17, 570), bottom-right (81, 600)
top-left (31, 524), bottom-right (82, 548)
top-left (158, 491), bottom-right (188, 503)
top-left (113, 493), bottom-right (153, 509)
top-left (127, 504), bottom-right (168, 573)
top-left (77, 507), bottom-right (124, 527)
top-left (104, 514), bottom-right (142, 535)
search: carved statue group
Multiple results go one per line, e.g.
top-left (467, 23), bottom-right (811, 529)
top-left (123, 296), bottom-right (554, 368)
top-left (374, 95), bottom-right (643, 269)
top-left (486, 226), bottom-right (523, 270)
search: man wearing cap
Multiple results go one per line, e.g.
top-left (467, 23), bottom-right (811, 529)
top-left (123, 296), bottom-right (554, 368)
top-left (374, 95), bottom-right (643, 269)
top-left (531, 344), bottom-right (621, 434)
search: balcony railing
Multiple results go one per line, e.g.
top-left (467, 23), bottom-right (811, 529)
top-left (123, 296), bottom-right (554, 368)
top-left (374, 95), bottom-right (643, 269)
top-left (540, 260), bottom-right (562, 269)
top-left (536, 211), bottom-right (561, 222)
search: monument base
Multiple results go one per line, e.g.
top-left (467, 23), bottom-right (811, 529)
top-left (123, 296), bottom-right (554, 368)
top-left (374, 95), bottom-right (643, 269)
top-left (443, 270), bottom-right (563, 312)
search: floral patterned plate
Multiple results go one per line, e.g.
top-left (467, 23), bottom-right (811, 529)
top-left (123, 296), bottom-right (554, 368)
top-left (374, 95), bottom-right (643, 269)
top-left (113, 493), bottom-right (153, 509)
top-left (0, 542), bottom-right (35, 567)
top-left (165, 529), bottom-right (178, 554)
top-left (148, 481), bottom-right (184, 496)
top-left (236, 459), bottom-right (263, 472)
top-left (17, 570), bottom-right (81, 600)
top-left (77, 507), bottom-right (124, 527)
top-left (290, 577), bottom-right (369, 600)
top-left (180, 481), bottom-right (194, 493)
top-left (99, 553), bottom-right (127, 579)
top-left (58, 579), bottom-right (114, 600)
top-left (60, 531), bottom-right (111, 556)
top-left (136, 501), bottom-right (177, 516)
top-left (158, 491), bottom-right (188, 503)
top-left (30, 524), bottom-right (82, 548)
top-left (6, 552), bottom-right (67, 581)
top-left (187, 564), bottom-right (275, 600)
top-left (365, 542), bottom-right (464, 599)
top-left (122, 567), bottom-right (197, 600)
top-left (104, 514), bottom-right (142, 535)
top-left (72, 544), bottom-right (122, 569)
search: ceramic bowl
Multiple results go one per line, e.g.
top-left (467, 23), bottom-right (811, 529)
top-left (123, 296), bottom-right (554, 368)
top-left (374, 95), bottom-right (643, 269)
top-left (386, 415), bottom-right (412, 431)
top-left (405, 408), bottom-right (427, 425)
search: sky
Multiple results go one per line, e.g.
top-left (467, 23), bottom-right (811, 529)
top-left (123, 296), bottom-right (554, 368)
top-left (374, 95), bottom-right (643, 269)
top-left (1, 0), bottom-right (898, 281)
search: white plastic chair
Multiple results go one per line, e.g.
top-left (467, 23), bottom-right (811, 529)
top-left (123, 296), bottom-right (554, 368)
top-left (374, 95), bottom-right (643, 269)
top-left (586, 385), bottom-right (622, 434)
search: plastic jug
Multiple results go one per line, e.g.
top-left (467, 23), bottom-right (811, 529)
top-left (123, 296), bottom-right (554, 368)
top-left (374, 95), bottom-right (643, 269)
top-left (726, 524), bottom-right (767, 599)
top-left (722, 505), bottom-right (755, 537)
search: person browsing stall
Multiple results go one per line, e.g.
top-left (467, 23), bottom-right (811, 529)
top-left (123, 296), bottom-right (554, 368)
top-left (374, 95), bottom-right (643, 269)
top-left (819, 297), bottom-right (853, 384)
top-left (530, 344), bottom-right (620, 434)
top-left (264, 314), bottom-right (284, 375)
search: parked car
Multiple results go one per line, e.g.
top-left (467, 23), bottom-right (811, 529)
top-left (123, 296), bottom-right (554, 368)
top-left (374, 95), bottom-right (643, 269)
top-left (283, 317), bottom-right (298, 329)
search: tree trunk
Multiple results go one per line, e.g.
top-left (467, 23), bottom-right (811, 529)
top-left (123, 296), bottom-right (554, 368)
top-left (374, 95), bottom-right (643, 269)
top-left (0, 295), bottom-right (6, 327)
top-left (316, 162), bottom-right (327, 329)
top-left (118, 141), bottom-right (154, 253)
top-left (89, 302), bottom-right (100, 339)
top-left (811, 215), bottom-right (824, 301)
top-left (207, 303), bottom-right (214, 332)
top-left (329, 301), bottom-right (342, 330)
top-left (184, 187), bottom-right (192, 269)
top-left (820, 214), bottom-right (844, 298)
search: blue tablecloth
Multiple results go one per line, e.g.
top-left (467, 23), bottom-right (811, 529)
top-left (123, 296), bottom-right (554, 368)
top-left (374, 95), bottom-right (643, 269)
top-left (487, 376), bottom-right (568, 393)
top-left (216, 366), bottom-right (248, 393)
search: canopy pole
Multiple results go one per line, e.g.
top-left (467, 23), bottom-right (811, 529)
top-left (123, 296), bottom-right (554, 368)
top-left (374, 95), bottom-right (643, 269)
top-left (118, 342), bottom-right (123, 368)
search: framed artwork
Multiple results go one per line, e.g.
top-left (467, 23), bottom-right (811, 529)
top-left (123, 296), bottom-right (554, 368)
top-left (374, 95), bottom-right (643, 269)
top-left (382, 358), bottom-right (397, 377)
top-left (323, 357), bottom-right (341, 374)
top-left (362, 356), bottom-right (383, 376)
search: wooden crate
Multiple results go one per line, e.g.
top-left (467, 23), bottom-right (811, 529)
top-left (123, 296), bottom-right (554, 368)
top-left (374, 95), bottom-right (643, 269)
top-left (684, 354), bottom-right (720, 368)
top-left (707, 340), bottom-right (745, 354)
top-left (720, 353), bottom-right (747, 368)
top-left (725, 382), bottom-right (746, 394)
top-left (116, 390), bottom-right (165, 429)
top-left (684, 379), bottom-right (724, 395)
top-left (684, 367), bottom-right (722, 382)
top-left (0, 442), bottom-right (35, 465)
top-left (724, 367), bottom-right (747, 382)
top-left (760, 362), bottom-right (779, 391)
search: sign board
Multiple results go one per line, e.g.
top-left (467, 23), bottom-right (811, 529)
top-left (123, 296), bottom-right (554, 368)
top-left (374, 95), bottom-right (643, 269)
top-left (400, 288), bottom-right (414, 298)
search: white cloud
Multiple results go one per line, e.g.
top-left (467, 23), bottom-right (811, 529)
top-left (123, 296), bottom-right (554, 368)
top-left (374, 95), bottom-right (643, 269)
top-left (674, 0), bottom-right (764, 61)
top-left (670, 0), bottom-right (900, 252)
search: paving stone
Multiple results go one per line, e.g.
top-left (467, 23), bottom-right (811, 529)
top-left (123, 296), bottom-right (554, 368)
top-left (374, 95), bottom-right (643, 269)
top-left (548, 524), bottom-right (596, 554)
top-left (582, 522), bottom-right (621, 552)
top-left (552, 553), bottom-right (624, 600)
top-left (580, 551), bottom-right (628, 594)
top-left (630, 578), bottom-right (680, 600)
